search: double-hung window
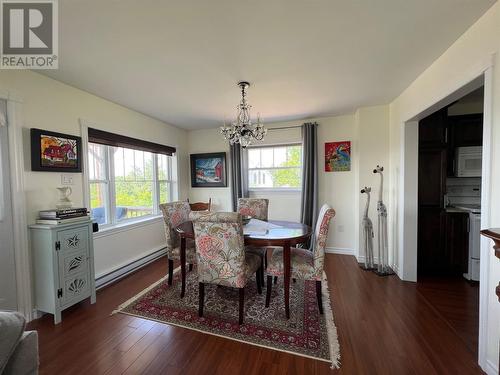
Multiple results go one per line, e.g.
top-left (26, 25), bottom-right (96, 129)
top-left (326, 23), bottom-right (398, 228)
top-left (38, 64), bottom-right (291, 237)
top-left (87, 128), bottom-right (176, 227)
top-left (247, 143), bottom-right (302, 190)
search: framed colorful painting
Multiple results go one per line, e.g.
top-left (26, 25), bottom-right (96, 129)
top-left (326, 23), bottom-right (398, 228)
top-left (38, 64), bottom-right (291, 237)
top-left (190, 152), bottom-right (227, 187)
top-left (325, 141), bottom-right (351, 172)
top-left (30, 128), bottom-right (82, 172)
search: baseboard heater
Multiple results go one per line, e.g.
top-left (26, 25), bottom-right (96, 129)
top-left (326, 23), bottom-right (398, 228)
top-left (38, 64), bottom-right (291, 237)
top-left (95, 248), bottom-right (167, 290)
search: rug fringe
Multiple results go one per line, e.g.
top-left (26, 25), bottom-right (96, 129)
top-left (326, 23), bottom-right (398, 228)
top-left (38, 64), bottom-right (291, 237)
top-left (111, 266), bottom-right (180, 315)
top-left (322, 271), bottom-right (341, 369)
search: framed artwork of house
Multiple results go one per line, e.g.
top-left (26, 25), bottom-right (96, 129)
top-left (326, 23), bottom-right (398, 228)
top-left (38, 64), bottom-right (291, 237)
top-left (190, 152), bottom-right (227, 187)
top-left (30, 128), bottom-right (82, 172)
top-left (325, 141), bottom-right (351, 172)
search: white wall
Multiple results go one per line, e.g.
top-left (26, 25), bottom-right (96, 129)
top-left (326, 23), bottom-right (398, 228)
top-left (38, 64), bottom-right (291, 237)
top-left (187, 108), bottom-right (390, 254)
top-left (388, 3), bottom-right (500, 372)
top-left (0, 70), bottom-right (189, 279)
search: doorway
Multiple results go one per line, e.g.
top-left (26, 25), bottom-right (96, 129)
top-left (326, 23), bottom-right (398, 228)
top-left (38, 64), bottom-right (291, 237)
top-left (416, 87), bottom-right (484, 356)
top-left (0, 100), bottom-right (18, 311)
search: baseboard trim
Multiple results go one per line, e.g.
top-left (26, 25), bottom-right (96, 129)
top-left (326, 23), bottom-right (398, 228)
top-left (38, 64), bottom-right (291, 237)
top-left (95, 248), bottom-right (167, 290)
top-left (484, 359), bottom-right (498, 375)
top-left (325, 247), bottom-right (355, 255)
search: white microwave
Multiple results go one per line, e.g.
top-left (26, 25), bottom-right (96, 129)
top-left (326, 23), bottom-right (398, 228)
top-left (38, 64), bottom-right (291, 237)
top-left (456, 146), bottom-right (482, 177)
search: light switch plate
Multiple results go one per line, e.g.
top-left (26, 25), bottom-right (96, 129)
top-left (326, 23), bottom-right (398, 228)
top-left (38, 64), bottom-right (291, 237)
top-left (61, 174), bottom-right (74, 185)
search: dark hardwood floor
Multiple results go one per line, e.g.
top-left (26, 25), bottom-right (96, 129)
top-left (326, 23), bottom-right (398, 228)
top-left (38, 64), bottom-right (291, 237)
top-left (28, 255), bottom-right (484, 374)
top-left (416, 276), bottom-right (479, 357)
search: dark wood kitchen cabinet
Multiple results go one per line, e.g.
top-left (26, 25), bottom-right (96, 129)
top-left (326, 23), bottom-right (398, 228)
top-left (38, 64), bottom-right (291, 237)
top-left (418, 108), bottom-right (448, 147)
top-left (418, 147), bottom-right (447, 207)
top-left (417, 108), bottom-right (472, 276)
top-left (418, 210), bottom-right (469, 276)
top-left (443, 212), bottom-right (469, 275)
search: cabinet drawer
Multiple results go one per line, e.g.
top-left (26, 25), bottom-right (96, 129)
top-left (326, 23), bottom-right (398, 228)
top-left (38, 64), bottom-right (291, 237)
top-left (60, 272), bottom-right (90, 308)
top-left (61, 249), bottom-right (89, 278)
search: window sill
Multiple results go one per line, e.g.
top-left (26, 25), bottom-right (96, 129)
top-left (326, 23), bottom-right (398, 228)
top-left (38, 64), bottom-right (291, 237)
top-left (93, 215), bottom-right (163, 239)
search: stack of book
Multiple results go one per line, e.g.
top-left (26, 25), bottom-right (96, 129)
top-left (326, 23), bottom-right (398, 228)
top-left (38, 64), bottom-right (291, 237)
top-left (37, 208), bottom-right (90, 225)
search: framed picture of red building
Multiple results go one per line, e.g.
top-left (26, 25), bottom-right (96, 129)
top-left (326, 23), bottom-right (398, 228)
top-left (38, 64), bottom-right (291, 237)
top-left (30, 128), bottom-right (82, 172)
top-left (190, 152), bottom-right (227, 187)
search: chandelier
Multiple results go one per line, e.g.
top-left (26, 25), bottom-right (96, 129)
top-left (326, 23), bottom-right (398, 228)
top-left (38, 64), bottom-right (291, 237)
top-left (220, 81), bottom-right (267, 148)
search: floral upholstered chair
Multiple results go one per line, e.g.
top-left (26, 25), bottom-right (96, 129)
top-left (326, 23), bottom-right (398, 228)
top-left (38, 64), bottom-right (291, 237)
top-left (237, 198), bottom-right (270, 282)
top-left (159, 201), bottom-right (196, 295)
top-left (191, 211), bottom-right (262, 325)
top-left (237, 198), bottom-right (269, 221)
top-left (265, 204), bottom-right (335, 314)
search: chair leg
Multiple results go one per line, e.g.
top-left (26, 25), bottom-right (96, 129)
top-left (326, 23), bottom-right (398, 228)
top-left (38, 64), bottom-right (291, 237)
top-left (256, 268), bottom-right (262, 295)
top-left (198, 282), bottom-right (205, 317)
top-left (273, 276), bottom-right (278, 285)
top-left (167, 259), bottom-right (174, 285)
top-left (265, 275), bottom-right (272, 308)
top-left (239, 288), bottom-right (245, 325)
top-left (189, 263), bottom-right (193, 272)
top-left (316, 280), bottom-right (323, 315)
top-left (260, 258), bottom-right (265, 286)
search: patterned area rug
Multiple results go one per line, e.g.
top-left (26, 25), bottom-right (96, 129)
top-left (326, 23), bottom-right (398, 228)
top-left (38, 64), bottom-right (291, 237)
top-left (113, 267), bottom-right (340, 368)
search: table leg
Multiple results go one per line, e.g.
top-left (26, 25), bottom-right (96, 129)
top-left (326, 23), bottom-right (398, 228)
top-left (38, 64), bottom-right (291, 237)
top-left (283, 241), bottom-right (291, 319)
top-left (180, 237), bottom-right (186, 298)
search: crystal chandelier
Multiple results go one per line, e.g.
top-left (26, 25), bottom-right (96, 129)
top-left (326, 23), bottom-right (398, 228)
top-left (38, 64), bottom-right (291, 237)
top-left (220, 81), bottom-right (267, 148)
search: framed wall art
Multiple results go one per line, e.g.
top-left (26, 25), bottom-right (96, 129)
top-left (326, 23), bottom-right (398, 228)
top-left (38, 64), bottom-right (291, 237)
top-left (30, 128), bottom-right (82, 172)
top-left (325, 141), bottom-right (351, 172)
top-left (190, 152), bottom-right (227, 187)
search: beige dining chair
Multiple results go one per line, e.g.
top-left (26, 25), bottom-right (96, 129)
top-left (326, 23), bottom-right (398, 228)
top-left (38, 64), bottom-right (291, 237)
top-left (237, 198), bottom-right (270, 285)
top-left (159, 201), bottom-right (196, 296)
top-left (264, 204), bottom-right (336, 314)
top-left (191, 211), bottom-right (262, 325)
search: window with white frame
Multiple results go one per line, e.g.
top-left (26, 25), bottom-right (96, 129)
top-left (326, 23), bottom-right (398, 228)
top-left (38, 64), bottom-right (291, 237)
top-left (88, 143), bottom-right (175, 226)
top-left (247, 144), bottom-right (302, 190)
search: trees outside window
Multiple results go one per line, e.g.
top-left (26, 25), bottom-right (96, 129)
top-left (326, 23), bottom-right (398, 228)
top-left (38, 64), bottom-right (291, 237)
top-left (88, 143), bottom-right (175, 226)
top-left (247, 144), bottom-right (302, 189)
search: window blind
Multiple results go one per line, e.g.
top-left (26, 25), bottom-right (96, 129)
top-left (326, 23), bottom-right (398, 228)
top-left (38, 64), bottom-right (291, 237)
top-left (88, 128), bottom-right (176, 155)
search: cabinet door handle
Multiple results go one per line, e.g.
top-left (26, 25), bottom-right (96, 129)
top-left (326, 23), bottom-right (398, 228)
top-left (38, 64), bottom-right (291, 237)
top-left (445, 128), bottom-right (448, 143)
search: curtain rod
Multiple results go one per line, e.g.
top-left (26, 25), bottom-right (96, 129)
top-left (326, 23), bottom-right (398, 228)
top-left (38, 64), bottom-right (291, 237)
top-left (267, 125), bottom-right (302, 130)
top-left (267, 122), bottom-right (318, 131)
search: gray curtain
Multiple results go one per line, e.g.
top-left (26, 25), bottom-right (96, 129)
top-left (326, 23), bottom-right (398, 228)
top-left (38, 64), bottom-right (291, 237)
top-left (230, 143), bottom-right (248, 211)
top-left (300, 122), bottom-right (319, 230)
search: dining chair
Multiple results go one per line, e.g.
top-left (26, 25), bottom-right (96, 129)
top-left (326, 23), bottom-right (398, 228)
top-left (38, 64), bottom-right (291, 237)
top-left (237, 198), bottom-right (269, 221)
top-left (189, 198), bottom-right (211, 212)
top-left (191, 211), bottom-right (262, 325)
top-left (159, 201), bottom-right (196, 295)
top-left (265, 204), bottom-right (335, 314)
top-left (237, 198), bottom-right (270, 284)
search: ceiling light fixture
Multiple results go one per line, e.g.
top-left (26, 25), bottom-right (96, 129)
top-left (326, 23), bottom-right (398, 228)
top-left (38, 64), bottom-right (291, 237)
top-left (220, 81), bottom-right (266, 148)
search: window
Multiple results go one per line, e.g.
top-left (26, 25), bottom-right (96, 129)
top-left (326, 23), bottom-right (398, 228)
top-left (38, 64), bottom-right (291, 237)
top-left (247, 144), bottom-right (302, 189)
top-left (88, 143), bottom-right (176, 226)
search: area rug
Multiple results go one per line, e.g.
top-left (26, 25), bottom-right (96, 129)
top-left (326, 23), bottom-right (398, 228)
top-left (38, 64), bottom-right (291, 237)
top-left (113, 267), bottom-right (340, 369)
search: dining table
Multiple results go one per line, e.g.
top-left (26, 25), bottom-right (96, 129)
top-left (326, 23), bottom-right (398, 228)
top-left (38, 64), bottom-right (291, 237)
top-left (175, 220), bottom-right (312, 319)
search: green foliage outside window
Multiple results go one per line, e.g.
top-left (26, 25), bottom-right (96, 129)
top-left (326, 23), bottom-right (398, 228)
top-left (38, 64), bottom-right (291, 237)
top-left (269, 145), bottom-right (302, 188)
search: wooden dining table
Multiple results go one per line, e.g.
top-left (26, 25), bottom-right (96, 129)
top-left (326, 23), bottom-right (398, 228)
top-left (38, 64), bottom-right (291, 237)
top-left (175, 220), bottom-right (312, 319)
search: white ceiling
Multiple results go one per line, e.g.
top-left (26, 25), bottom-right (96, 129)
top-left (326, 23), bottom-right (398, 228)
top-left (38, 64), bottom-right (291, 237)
top-left (42, 0), bottom-right (496, 129)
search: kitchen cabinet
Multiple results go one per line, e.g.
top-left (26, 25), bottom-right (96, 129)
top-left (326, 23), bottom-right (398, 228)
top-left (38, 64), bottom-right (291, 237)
top-left (417, 109), bottom-right (476, 276)
top-left (418, 108), bottom-right (448, 147)
top-left (444, 212), bottom-right (469, 275)
top-left (418, 210), bottom-right (469, 276)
